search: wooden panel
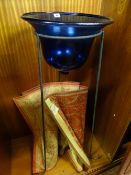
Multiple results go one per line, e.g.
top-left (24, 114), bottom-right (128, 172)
top-left (95, 0), bottom-right (131, 159)
top-left (0, 0), bottom-right (102, 138)
top-left (0, 138), bottom-right (11, 175)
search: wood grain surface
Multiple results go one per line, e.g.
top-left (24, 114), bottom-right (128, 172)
top-left (94, 0), bottom-right (131, 159)
top-left (0, 0), bottom-right (102, 138)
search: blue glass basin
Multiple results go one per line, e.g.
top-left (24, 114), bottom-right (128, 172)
top-left (22, 12), bottom-right (113, 72)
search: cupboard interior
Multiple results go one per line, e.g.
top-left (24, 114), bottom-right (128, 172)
top-left (0, 0), bottom-right (131, 174)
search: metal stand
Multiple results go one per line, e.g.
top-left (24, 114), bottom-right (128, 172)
top-left (36, 30), bottom-right (104, 173)
top-left (36, 34), bottom-right (46, 174)
top-left (89, 31), bottom-right (104, 157)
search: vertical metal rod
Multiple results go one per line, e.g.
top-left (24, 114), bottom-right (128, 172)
top-left (36, 34), bottom-right (46, 173)
top-left (89, 31), bottom-right (104, 157)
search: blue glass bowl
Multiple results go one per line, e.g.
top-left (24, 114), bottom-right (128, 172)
top-left (22, 12), bottom-right (113, 72)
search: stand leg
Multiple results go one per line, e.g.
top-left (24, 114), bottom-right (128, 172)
top-left (89, 31), bottom-right (104, 158)
top-left (36, 34), bottom-right (46, 173)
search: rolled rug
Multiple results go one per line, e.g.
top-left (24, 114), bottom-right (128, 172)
top-left (56, 86), bottom-right (88, 146)
top-left (48, 86), bottom-right (88, 172)
top-left (13, 82), bottom-right (80, 174)
top-left (45, 88), bottom-right (90, 172)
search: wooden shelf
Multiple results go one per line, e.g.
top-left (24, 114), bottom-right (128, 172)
top-left (10, 135), bottom-right (112, 175)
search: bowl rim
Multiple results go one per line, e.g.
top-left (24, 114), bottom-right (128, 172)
top-left (21, 11), bottom-right (113, 26)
